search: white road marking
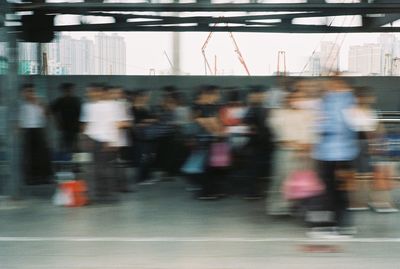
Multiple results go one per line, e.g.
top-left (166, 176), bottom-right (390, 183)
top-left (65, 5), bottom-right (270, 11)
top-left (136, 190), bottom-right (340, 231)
top-left (0, 237), bottom-right (400, 243)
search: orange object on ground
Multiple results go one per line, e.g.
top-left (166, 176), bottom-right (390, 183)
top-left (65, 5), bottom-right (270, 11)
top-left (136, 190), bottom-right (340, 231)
top-left (59, 180), bottom-right (88, 207)
top-left (373, 163), bottom-right (394, 191)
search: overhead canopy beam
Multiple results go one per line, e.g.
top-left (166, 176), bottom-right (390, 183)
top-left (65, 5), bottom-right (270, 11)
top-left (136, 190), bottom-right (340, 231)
top-left (40, 24), bottom-right (400, 33)
top-left (6, 2), bottom-right (400, 34)
top-left (11, 2), bottom-right (400, 13)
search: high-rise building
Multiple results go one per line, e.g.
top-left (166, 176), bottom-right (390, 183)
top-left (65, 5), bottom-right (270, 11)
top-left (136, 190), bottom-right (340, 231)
top-left (94, 33), bottom-right (126, 75)
top-left (19, 34), bottom-right (126, 76)
top-left (78, 37), bottom-right (95, 75)
top-left (306, 52), bottom-right (321, 76)
top-left (348, 44), bottom-right (382, 75)
top-left (379, 34), bottom-right (396, 56)
top-left (319, 41), bottom-right (340, 75)
top-left (44, 35), bottom-right (95, 75)
top-left (18, 42), bottom-right (39, 75)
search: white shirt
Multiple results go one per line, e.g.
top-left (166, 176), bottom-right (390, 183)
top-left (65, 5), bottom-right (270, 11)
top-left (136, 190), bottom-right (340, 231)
top-left (19, 102), bottom-right (46, 128)
top-left (112, 100), bottom-right (133, 147)
top-left (343, 107), bottom-right (378, 132)
top-left (81, 100), bottom-right (132, 147)
top-left (270, 108), bottom-right (317, 145)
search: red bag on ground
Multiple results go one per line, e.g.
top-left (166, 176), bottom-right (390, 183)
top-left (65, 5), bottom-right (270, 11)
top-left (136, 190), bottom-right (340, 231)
top-left (56, 180), bottom-right (88, 207)
top-left (282, 170), bottom-right (325, 200)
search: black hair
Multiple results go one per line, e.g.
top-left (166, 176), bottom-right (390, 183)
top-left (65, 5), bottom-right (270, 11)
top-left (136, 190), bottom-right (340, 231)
top-left (354, 86), bottom-right (373, 98)
top-left (205, 84), bottom-right (218, 93)
top-left (59, 82), bottom-right (75, 92)
top-left (162, 86), bottom-right (178, 94)
top-left (135, 88), bottom-right (150, 96)
top-left (226, 89), bottom-right (241, 103)
top-left (88, 82), bottom-right (104, 89)
top-left (248, 85), bottom-right (266, 94)
top-left (21, 83), bottom-right (34, 90)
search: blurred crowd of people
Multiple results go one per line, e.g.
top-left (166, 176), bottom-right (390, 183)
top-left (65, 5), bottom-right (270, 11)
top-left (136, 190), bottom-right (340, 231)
top-left (18, 76), bottom-right (398, 237)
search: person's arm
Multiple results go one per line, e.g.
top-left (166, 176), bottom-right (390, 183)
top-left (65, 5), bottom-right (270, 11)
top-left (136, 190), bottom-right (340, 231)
top-left (79, 103), bottom-right (89, 133)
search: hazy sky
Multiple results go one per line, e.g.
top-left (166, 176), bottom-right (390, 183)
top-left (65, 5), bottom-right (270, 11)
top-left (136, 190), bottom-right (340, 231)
top-left (67, 31), bottom-right (400, 75)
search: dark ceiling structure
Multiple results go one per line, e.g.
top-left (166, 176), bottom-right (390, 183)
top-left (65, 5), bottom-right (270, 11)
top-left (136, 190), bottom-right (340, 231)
top-left (3, 1), bottom-right (400, 35)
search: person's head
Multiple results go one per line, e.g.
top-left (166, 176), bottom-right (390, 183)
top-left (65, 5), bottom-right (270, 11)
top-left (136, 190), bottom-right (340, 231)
top-left (195, 87), bottom-right (207, 104)
top-left (247, 86), bottom-right (266, 105)
top-left (134, 89), bottom-right (150, 106)
top-left (59, 83), bottom-right (75, 96)
top-left (354, 86), bottom-right (375, 107)
top-left (86, 83), bottom-right (103, 101)
top-left (293, 79), bottom-right (322, 100)
top-left (101, 85), bottom-right (115, 100)
top-left (286, 90), bottom-right (306, 109)
top-left (162, 86), bottom-right (178, 96)
top-left (162, 94), bottom-right (178, 110)
top-left (172, 91), bottom-right (186, 106)
top-left (161, 86), bottom-right (178, 108)
top-left (226, 89), bottom-right (242, 106)
top-left (21, 83), bottom-right (36, 102)
top-left (324, 77), bottom-right (351, 92)
top-left (108, 86), bottom-right (125, 100)
top-left (204, 85), bottom-right (220, 104)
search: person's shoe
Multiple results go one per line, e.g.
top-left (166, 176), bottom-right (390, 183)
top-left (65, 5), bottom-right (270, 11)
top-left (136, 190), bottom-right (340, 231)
top-left (161, 176), bottom-right (176, 182)
top-left (369, 202), bottom-right (399, 213)
top-left (307, 227), bottom-right (352, 240)
top-left (244, 195), bottom-right (263, 201)
top-left (119, 188), bottom-right (135, 193)
top-left (337, 226), bottom-right (358, 236)
top-left (217, 193), bottom-right (228, 199)
top-left (375, 206), bottom-right (399, 213)
top-left (185, 186), bottom-right (202, 192)
top-left (197, 194), bottom-right (218, 200)
top-left (348, 205), bottom-right (369, 211)
top-left (268, 209), bottom-right (291, 216)
top-left (138, 180), bottom-right (156, 186)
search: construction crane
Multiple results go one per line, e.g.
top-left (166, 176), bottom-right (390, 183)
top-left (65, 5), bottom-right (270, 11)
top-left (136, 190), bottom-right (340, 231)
top-left (201, 19), bottom-right (251, 76)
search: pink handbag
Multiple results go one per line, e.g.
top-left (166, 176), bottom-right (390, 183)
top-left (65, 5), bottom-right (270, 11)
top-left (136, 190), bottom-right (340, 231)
top-left (282, 170), bottom-right (325, 200)
top-left (209, 142), bottom-right (232, 168)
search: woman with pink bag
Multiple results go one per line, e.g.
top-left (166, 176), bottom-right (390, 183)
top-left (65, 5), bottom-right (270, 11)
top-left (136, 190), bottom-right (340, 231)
top-left (268, 80), bottom-right (322, 216)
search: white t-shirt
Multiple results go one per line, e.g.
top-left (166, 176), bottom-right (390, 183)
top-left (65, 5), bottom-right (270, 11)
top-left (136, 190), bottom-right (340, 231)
top-left (343, 107), bottom-right (378, 132)
top-left (19, 102), bottom-right (46, 128)
top-left (80, 100), bottom-right (130, 147)
top-left (112, 100), bottom-right (133, 147)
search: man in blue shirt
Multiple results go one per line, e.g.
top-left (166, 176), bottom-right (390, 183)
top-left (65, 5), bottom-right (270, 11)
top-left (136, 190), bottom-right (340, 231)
top-left (312, 77), bottom-right (359, 235)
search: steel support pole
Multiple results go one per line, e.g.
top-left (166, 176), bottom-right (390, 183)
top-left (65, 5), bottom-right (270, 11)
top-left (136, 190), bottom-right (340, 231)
top-left (172, 0), bottom-right (180, 75)
top-left (1, 1), bottom-right (22, 199)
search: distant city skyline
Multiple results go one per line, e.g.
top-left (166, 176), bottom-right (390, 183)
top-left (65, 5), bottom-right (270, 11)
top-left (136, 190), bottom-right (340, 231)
top-left (2, 33), bottom-right (127, 75)
top-left (3, 32), bottom-right (400, 76)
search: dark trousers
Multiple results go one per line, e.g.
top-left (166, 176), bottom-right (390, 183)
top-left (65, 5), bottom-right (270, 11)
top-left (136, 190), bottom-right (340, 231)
top-left (116, 147), bottom-right (130, 191)
top-left (60, 130), bottom-right (79, 154)
top-left (317, 161), bottom-right (353, 227)
top-left (135, 140), bottom-right (155, 183)
top-left (22, 128), bottom-right (53, 185)
top-left (246, 147), bottom-right (273, 197)
top-left (91, 139), bottom-right (118, 200)
top-left (200, 168), bottom-right (227, 197)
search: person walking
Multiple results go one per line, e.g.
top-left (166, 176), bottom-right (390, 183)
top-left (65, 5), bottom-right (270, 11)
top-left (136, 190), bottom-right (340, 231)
top-left (310, 77), bottom-right (359, 237)
top-left (19, 83), bottom-right (53, 185)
